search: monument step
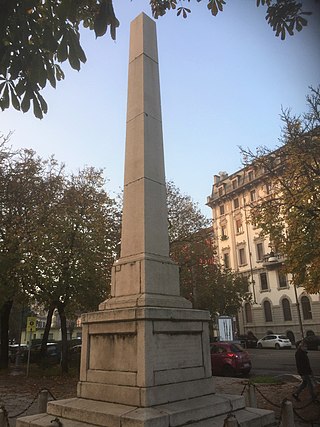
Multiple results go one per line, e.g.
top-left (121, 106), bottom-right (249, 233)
top-left (16, 404), bottom-right (275, 427)
top-left (37, 393), bottom-right (269, 427)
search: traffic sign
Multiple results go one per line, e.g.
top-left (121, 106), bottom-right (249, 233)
top-left (26, 316), bottom-right (37, 332)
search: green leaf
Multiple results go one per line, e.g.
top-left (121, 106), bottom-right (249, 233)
top-left (15, 79), bottom-right (26, 96)
top-left (37, 93), bottom-right (48, 115)
top-left (9, 85), bottom-right (20, 111)
top-left (21, 90), bottom-right (31, 113)
top-left (57, 34), bottom-right (68, 62)
top-left (1, 84), bottom-right (9, 109)
top-left (68, 51), bottom-right (80, 71)
top-left (32, 95), bottom-right (43, 119)
top-left (68, 30), bottom-right (87, 64)
top-left (46, 62), bottom-right (56, 88)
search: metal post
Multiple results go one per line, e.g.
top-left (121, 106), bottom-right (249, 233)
top-left (224, 413), bottom-right (238, 427)
top-left (38, 390), bottom-right (49, 413)
top-left (280, 400), bottom-right (294, 427)
top-left (0, 409), bottom-right (7, 427)
top-left (245, 383), bottom-right (257, 408)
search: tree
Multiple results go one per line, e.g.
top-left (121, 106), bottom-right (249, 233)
top-left (167, 181), bottom-right (251, 319)
top-left (30, 166), bottom-right (121, 372)
top-left (0, 140), bottom-right (54, 368)
top-left (0, 0), bottom-right (312, 118)
top-left (241, 86), bottom-right (320, 294)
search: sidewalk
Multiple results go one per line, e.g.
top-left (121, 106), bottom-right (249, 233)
top-left (1, 370), bottom-right (319, 426)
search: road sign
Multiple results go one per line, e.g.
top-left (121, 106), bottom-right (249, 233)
top-left (26, 316), bottom-right (37, 332)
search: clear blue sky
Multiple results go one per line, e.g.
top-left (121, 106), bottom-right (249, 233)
top-left (1, 1), bottom-right (319, 217)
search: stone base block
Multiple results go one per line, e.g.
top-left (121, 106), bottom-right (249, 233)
top-left (16, 394), bottom-right (275, 427)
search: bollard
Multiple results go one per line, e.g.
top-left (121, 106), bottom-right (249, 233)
top-left (280, 400), bottom-right (294, 427)
top-left (38, 390), bottom-right (49, 414)
top-left (0, 409), bottom-right (7, 427)
top-left (223, 413), bottom-right (238, 427)
top-left (245, 383), bottom-right (257, 408)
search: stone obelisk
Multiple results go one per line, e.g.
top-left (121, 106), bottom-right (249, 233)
top-left (99, 12), bottom-right (191, 311)
top-left (16, 13), bottom-right (274, 427)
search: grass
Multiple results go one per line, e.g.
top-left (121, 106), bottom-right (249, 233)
top-left (250, 375), bottom-right (283, 384)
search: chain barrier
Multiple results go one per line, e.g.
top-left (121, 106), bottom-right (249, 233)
top-left (0, 388), bottom-right (57, 421)
top-left (246, 381), bottom-right (320, 425)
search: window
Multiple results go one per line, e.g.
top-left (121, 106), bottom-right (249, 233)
top-left (223, 253), bottom-right (230, 268)
top-left (282, 298), bottom-right (292, 321)
top-left (278, 271), bottom-right (288, 288)
top-left (260, 272), bottom-right (268, 290)
top-left (221, 225), bottom-right (227, 239)
top-left (232, 179), bottom-right (238, 189)
top-left (301, 296), bottom-right (312, 320)
top-left (256, 243), bottom-right (264, 261)
top-left (233, 198), bottom-right (239, 209)
top-left (244, 303), bottom-right (253, 323)
top-left (235, 218), bottom-right (243, 234)
top-left (238, 248), bottom-right (246, 265)
top-left (218, 187), bottom-right (223, 196)
top-left (219, 205), bottom-right (225, 215)
top-left (248, 171), bottom-right (254, 181)
top-left (250, 190), bottom-right (256, 202)
top-left (263, 301), bottom-right (273, 322)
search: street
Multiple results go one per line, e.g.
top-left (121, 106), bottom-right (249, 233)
top-left (248, 348), bottom-right (320, 377)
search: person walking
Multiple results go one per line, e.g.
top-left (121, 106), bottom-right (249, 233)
top-left (292, 340), bottom-right (318, 402)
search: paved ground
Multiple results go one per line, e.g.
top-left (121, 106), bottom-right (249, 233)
top-left (0, 368), bottom-right (319, 426)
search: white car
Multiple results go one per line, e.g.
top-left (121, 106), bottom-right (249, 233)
top-left (257, 334), bottom-right (292, 350)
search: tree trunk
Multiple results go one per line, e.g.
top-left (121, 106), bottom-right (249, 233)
top-left (40, 303), bottom-right (56, 358)
top-left (0, 300), bottom-right (13, 369)
top-left (57, 302), bottom-right (68, 373)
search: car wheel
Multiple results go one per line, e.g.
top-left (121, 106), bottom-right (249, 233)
top-left (257, 343), bottom-right (262, 349)
top-left (275, 343), bottom-right (280, 350)
top-left (222, 365), bottom-right (235, 377)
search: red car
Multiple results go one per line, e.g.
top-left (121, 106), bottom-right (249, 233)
top-left (210, 342), bottom-right (252, 377)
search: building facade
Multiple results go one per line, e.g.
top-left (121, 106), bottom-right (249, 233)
top-left (206, 166), bottom-right (319, 344)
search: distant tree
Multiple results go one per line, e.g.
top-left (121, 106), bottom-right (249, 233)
top-left (166, 181), bottom-right (251, 318)
top-left (241, 86), bottom-right (320, 294)
top-left (0, 0), bottom-right (312, 118)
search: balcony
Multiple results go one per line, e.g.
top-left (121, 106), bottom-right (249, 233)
top-left (262, 252), bottom-right (284, 270)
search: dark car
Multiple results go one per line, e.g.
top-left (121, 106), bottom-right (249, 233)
top-left (8, 344), bottom-right (28, 363)
top-left (295, 335), bottom-right (320, 351)
top-left (210, 342), bottom-right (252, 377)
top-left (237, 334), bottom-right (258, 349)
top-left (21, 343), bottom-right (61, 364)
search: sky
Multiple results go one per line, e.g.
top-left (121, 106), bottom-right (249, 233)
top-left (1, 1), bottom-right (320, 218)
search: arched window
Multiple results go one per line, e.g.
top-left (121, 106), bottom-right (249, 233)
top-left (301, 296), bottom-right (312, 320)
top-left (263, 300), bottom-right (273, 322)
top-left (244, 303), bottom-right (253, 323)
top-left (282, 298), bottom-right (292, 321)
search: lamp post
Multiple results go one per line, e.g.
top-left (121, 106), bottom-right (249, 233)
top-left (293, 280), bottom-right (304, 339)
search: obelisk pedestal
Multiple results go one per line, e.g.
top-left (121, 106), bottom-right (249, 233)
top-left (16, 13), bottom-right (275, 427)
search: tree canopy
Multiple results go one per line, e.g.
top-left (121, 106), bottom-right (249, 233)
top-left (242, 86), bottom-right (320, 294)
top-left (167, 181), bottom-right (251, 318)
top-left (0, 138), bottom-right (121, 369)
top-left (0, 0), bottom-right (312, 118)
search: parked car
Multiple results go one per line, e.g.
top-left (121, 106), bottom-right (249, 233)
top-left (237, 334), bottom-right (258, 349)
top-left (8, 344), bottom-right (28, 363)
top-left (21, 342), bottom-right (61, 364)
top-left (210, 342), bottom-right (252, 377)
top-left (295, 335), bottom-right (320, 351)
top-left (257, 334), bottom-right (292, 350)
top-left (69, 344), bottom-right (81, 365)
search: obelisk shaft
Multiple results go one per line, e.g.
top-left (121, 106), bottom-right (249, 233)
top-left (121, 13), bottom-right (169, 259)
top-left (99, 13), bottom-right (191, 309)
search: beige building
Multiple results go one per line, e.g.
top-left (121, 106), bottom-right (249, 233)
top-left (206, 165), bottom-right (320, 344)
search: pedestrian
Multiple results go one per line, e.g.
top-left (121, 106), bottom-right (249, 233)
top-left (292, 340), bottom-right (318, 402)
